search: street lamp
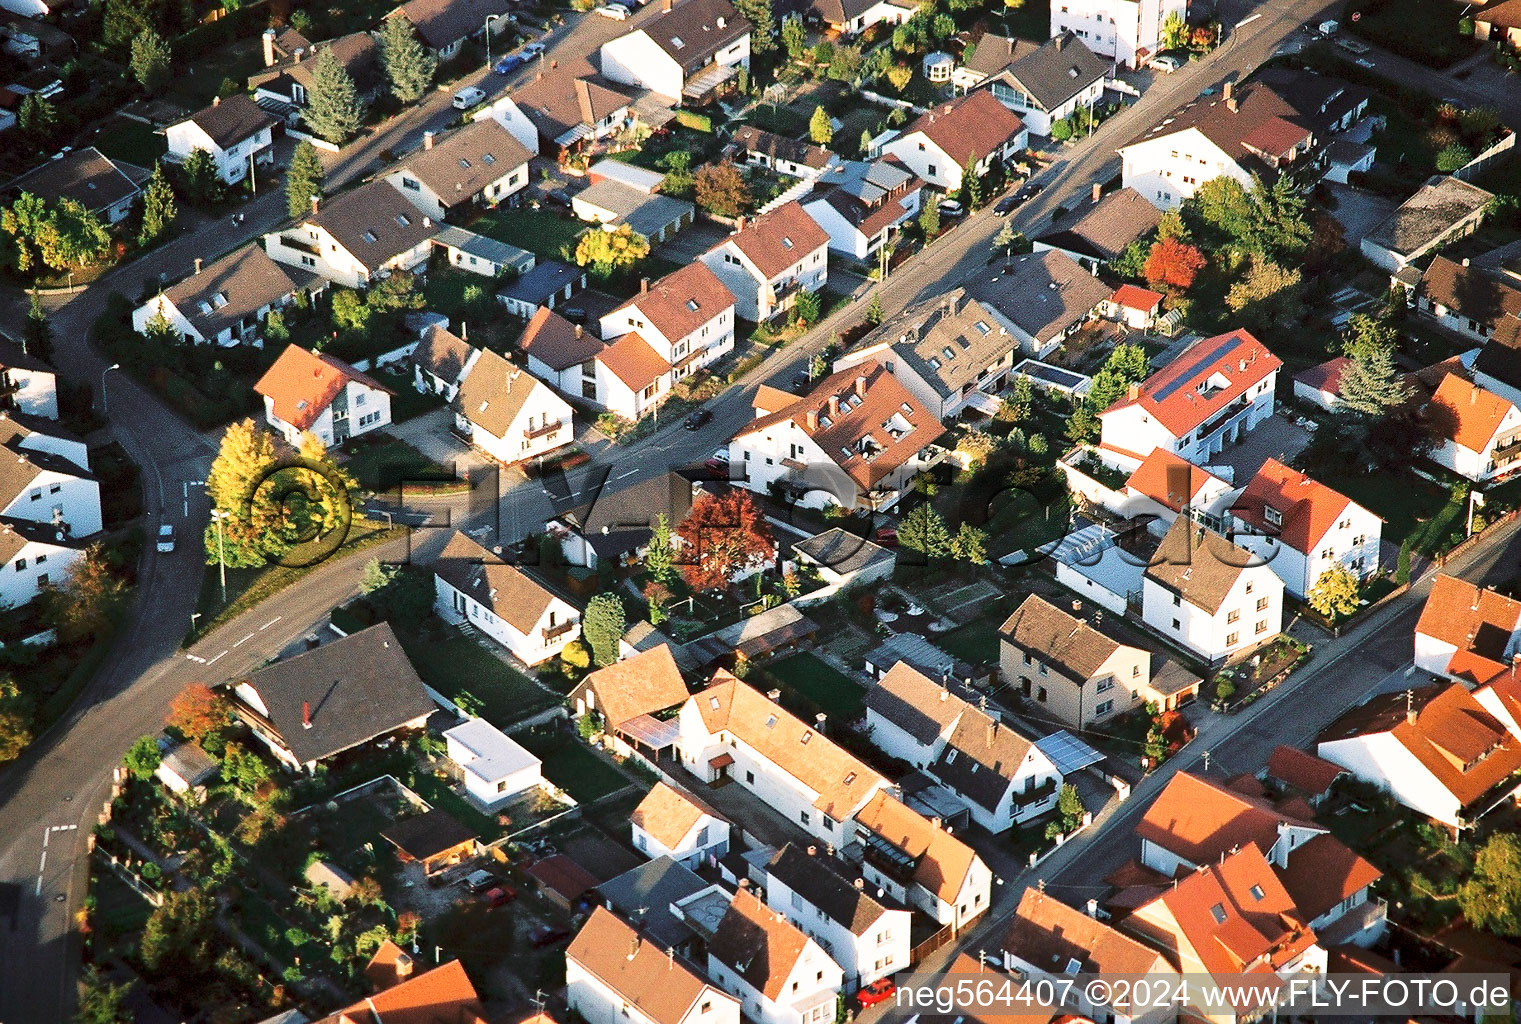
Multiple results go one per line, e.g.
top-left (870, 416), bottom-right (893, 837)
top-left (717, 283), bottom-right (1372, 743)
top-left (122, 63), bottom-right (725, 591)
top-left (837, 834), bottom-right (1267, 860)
top-left (190, 611), bottom-right (201, 632)
top-left (484, 13), bottom-right (505, 66)
top-left (210, 509), bottom-right (230, 603)
top-left (100, 363), bottom-right (120, 416)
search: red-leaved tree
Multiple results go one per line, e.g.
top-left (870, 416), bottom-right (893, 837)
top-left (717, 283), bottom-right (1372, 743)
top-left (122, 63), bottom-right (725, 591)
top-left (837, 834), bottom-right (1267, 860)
top-left (1144, 237), bottom-right (1206, 291)
top-left (167, 683), bottom-right (231, 743)
top-left (675, 490), bottom-right (773, 593)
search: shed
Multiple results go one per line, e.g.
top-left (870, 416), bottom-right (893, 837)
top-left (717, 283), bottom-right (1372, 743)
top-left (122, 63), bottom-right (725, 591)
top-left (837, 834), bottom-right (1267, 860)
top-left (791, 528), bottom-right (894, 587)
top-left (586, 159), bottom-right (666, 194)
top-left (444, 717), bottom-right (544, 810)
top-left (154, 735), bottom-right (218, 798)
top-left (572, 180), bottom-right (695, 243)
top-left (433, 225), bottom-right (535, 278)
top-left (527, 854), bottom-right (601, 910)
top-left (304, 859), bottom-right (357, 900)
top-left (713, 604), bottom-right (818, 660)
top-left (381, 809), bottom-right (478, 875)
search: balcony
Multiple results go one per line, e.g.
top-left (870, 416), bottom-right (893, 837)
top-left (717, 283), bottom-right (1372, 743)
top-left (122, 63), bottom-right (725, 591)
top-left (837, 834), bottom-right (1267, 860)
top-left (278, 234), bottom-right (322, 258)
top-left (1494, 436), bottom-right (1521, 462)
top-left (1196, 395), bottom-right (1250, 441)
top-left (543, 618), bottom-right (578, 642)
top-left (524, 419), bottom-right (563, 440)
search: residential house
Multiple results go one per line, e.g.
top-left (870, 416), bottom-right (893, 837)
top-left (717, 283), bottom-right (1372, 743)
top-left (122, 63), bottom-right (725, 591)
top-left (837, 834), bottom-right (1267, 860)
top-left (550, 470), bottom-right (695, 569)
top-left (804, 0), bottom-right (915, 34)
top-left (154, 735), bottom-right (219, 800)
top-left (790, 528), bottom-right (894, 589)
top-left (264, 180), bottom-right (438, 288)
top-left (707, 888), bottom-right (844, 1024)
top-left (1361, 176), bottom-right (1493, 273)
top-left (1116, 447), bottom-right (1234, 529)
top-left (599, 0), bottom-right (752, 103)
top-left (1141, 518), bottom-right (1284, 664)
top-left (953, 32), bottom-right (1108, 137)
top-left (517, 307), bottom-right (602, 404)
top-left (1049, 0), bottom-right (1186, 68)
top-left (433, 531), bottom-right (581, 665)
top-left (132, 246), bottom-right (319, 348)
top-left (879, 91), bottom-right (1028, 192)
top-left (852, 789), bottom-right (992, 930)
top-left (574, 181), bottom-right (695, 244)
top-left (727, 363), bottom-right (945, 512)
top-left (631, 780), bottom-right (732, 866)
top-left (254, 344), bottom-right (393, 446)
top-left (1476, 0), bottom-right (1521, 47)
top-left (501, 64), bottom-right (632, 155)
top-left (454, 349), bottom-right (573, 465)
top-left (1001, 888), bottom-right (1181, 1024)
top-left (999, 594), bottom-right (1201, 727)
top-left (569, 644), bottom-right (691, 760)
top-left (1293, 356), bottom-right (1352, 412)
top-left (764, 843), bottom-right (910, 990)
top-left (433, 224), bottom-right (535, 278)
top-left (676, 672), bottom-right (890, 845)
top-left (0, 10), bottom-right (72, 60)
top-left (1225, 457), bottom-right (1382, 598)
top-left (972, 248), bottom-right (1112, 358)
top-left (1416, 575), bottom-right (1521, 691)
top-left (862, 661), bottom-right (1061, 831)
top-left (1136, 771), bottom-right (1384, 944)
top-left (385, 0), bottom-right (514, 59)
top-left (384, 121), bottom-right (533, 221)
top-left (412, 322), bottom-right (481, 400)
top-left (1319, 682), bottom-right (1521, 831)
top-left (1123, 845), bottom-right (1328, 1024)
top-left (0, 413), bottom-right (102, 539)
top-left (0, 516), bottom-right (84, 608)
top-left (595, 262), bottom-right (736, 418)
top-left (1118, 80), bottom-right (1316, 210)
top-left (229, 622), bottom-right (435, 772)
top-left (6, 147), bottom-right (145, 225)
top-left (0, 339), bottom-right (57, 420)
top-left (443, 716), bottom-right (543, 810)
top-left (1255, 68), bottom-right (1372, 136)
top-left (731, 126), bottom-right (832, 178)
top-left (800, 158), bottom-right (923, 261)
top-left (596, 857), bottom-right (711, 954)
top-left (311, 959), bottom-right (487, 1024)
top-left (699, 203), bottom-right (830, 322)
top-left (567, 907), bottom-right (740, 1024)
top-left (832, 288), bottom-right (1025, 419)
top-left (1032, 186), bottom-right (1161, 272)
top-left (1423, 373), bottom-right (1521, 482)
top-left (1097, 328), bottom-right (1281, 465)
top-left (497, 261), bottom-right (587, 318)
top-left (165, 94), bottom-right (275, 186)
top-left (1410, 254), bottom-right (1521, 346)
top-left (1262, 744), bottom-right (1346, 807)
top-left (251, 31), bottom-right (383, 130)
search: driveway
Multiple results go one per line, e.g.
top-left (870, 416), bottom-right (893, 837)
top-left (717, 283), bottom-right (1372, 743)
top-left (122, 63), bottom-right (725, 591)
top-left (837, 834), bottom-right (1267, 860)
top-left (655, 220), bottom-right (732, 264)
top-left (1324, 183), bottom-right (1398, 246)
top-left (385, 408), bottom-right (492, 477)
top-left (1205, 415), bottom-right (1312, 482)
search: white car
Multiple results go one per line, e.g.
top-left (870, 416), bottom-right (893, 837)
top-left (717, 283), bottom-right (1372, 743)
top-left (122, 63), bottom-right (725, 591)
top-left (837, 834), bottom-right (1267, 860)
top-left (157, 523), bottom-right (176, 553)
top-left (452, 86), bottom-right (486, 109)
top-left (521, 41), bottom-right (545, 57)
top-left (1150, 54), bottom-right (1181, 72)
top-left (594, 4), bottom-right (629, 18)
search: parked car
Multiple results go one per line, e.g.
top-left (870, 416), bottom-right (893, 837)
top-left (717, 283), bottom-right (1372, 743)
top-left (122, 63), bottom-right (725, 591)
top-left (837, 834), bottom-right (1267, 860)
top-left (529, 924), bottom-right (571, 946)
top-left (521, 41), bottom-right (545, 57)
top-left (452, 86), bottom-right (486, 109)
top-left (858, 980), bottom-right (897, 1008)
top-left (684, 408), bottom-right (713, 430)
top-left (1150, 53), bottom-right (1182, 72)
top-left (494, 54), bottom-right (524, 74)
top-left (483, 886), bottom-right (517, 907)
top-left (937, 198), bottom-right (965, 219)
top-left (993, 194), bottom-right (1020, 217)
top-left (594, 4), bottom-right (629, 17)
top-left (156, 524), bottom-right (176, 553)
top-left (873, 527), bottom-right (898, 548)
top-left (1013, 180), bottom-right (1045, 203)
top-left (465, 869), bottom-right (500, 893)
top-left (705, 447), bottom-right (730, 472)
top-left (545, 189), bottom-right (574, 209)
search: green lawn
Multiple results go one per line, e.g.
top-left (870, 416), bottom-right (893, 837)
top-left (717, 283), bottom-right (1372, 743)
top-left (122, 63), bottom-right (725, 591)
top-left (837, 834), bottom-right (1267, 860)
top-left (344, 437), bottom-right (456, 492)
top-left (91, 866), bottom-right (155, 959)
top-left (1334, 469), bottom-right (1458, 552)
top-left (985, 489), bottom-right (1071, 558)
top-left (473, 207), bottom-right (587, 261)
top-left (764, 652), bottom-right (865, 720)
top-left (743, 103), bottom-right (810, 138)
top-left (92, 115), bottom-right (165, 167)
top-left (936, 620), bottom-right (1000, 665)
top-left (165, 37), bottom-right (266, 111)
top-left (397, 631), bottom-right (555, 727)
top-left (518, 732), bottom-right (631, 803)
top-left (1344, 0), bottom-right (1477, 68)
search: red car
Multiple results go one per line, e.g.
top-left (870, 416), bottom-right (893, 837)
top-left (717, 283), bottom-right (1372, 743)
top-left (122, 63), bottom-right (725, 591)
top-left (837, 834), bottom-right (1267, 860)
top-left (483, 886), bottom-right (517, 907)
top-left (873, 528), bottom-right (898, 548)
top-left (530, 923), bottom-right (571, 947)
top-left (858, 979), bottom-right (897, 1008)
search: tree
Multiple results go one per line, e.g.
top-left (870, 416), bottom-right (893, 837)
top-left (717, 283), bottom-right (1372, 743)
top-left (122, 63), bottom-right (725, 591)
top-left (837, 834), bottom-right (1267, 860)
top-left (124, 734), bottom-right (163, 781)
top-left (36, 199), bottom-right (112, 270)
top-left (781, 14), bottom-right (807, 59)
top-left (1057, 783), bottom-right (1084, 830)
top-left (24, 290), bottom-right (54, 362)
top-left (1144, 237), bottom-right (1205, 291)
top-left (130, 26), bottom-right (172, 93)
top-left (676, 490), bottom-right (773, 592)
top-left (1436, 142), bottom-right (1474, 173)
top-left (43, 544), bottom-right (126, 642)
top-left (826, 44), bottom-right (862, 82)
top-left (1161, 9), bottom-right (1188, 49)
top-left (733, 0), bottom-right (775, 51)
top-left (918, 200), bottom-right (940, 237)
top-left (899, 503), bottom-right (951, 560)
top-left (866, 291), bottom-right (884, 325)
top-left (859, 127), bottom-right (874, 156)
top-left (790, 288), bottom-right (821, 325)
top-left (1337, 344), bottom-right (1412, 417)
top-left (180, 149), bottom-right (221, 204)
top-left (368, 564), bottom-right (434, 621)
top-left (379, 13), bottom-right (436, 103)
top-left (694, 162), bottom-right (749, 217)
top-left (208, 419), bottom-right (281, 514)
top-left (75, 966), bottom-right (133, 1024)
top-left (1083, 342), bottom-right (1149, 411)
top-left (1065, 403), bottom-right (1099, 443)
top-left (959, 155), bottom-right (982, 209)
top-left (582, 593), bottom-right (626, 667)
top-left (0, 677), bottom-right (33, 763)
top-left (18, 92), bottom-right (57, 142)
top-left (141, 887), bottom-right (217, 973)
top-left (1340, 312), bottom-right (1400, 362)
top-left (1110, 237), bottom-right (1150, 279)
top-left (1308, 564), bottom-right (1359, 619)
top-left (1243, 173), bottom-right (1312, 260)
top-left (137, 162), bottom-right (177, 247)
top-left (1460, 833), bottom-right (1521, 935)
top-left (574, 224), bottom-right (651, 278)
top-left (167, 683), bottom-right (231, 742)
top-left (1185, 176), bottom-right (1253, 247)
top-left (809, 105), bottom-right (833, 145)
top-left (951, 522), bottom-right (988, 564)
top-left (885, 62), bottom-right (912, 91)
top-left (221, 742), bottom-right (272, 793)
top-left (286, 140), bottom-right (325, 220)
top-left (1225, 255), bottom-right (1304, 335)
top-left (304, 49), bottom-right (366, 146)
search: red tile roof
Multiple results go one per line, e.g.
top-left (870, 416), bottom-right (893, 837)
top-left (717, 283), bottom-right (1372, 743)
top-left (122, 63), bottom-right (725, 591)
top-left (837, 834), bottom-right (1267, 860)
top-left (1265, 745), bottom-right (1345, 798)
top-left (719, 201), bottom-right (830, 279)
top-left (1102, 329), bottom-right (1282, 437)
top-left (599, 332), bottom-right (670, 392)
top-left (254, 344), bottom-right (393, 431)
top-left (1135, 771), bottom-right (1318, 868)
top-left (612, 262), bottom-right (732, 343)
top-left (1231, 458), bottom-right (1371, 554)
top-left (1110, 284), bottom-right (1163, 312)
top-left (311, 960), bottom-right (485, 1024)
top-left (527, 853), bottom-right (601, 900)
top-left (1428, 374), bottom-right (1518, 453)
top-left (1275, 833), bottom-right (1381, 922)
top-left (1294, 356), bottom-right (1352, 396)
top-left (1124, 449), bottom-right (1225, 514)
top-left (1416, 574), bottom-right (1521, 687)
top-left (901, 91), bottom-right (1026, 169)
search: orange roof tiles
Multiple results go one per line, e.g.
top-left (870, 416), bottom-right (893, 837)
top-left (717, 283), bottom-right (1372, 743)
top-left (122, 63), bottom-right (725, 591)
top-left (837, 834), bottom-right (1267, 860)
top-left (311, 959), bottom-right (485, 1024)
top-left (1294, 356), bottom-right (1352, 396)
top-left (1231, 458), bottom-right (1370, 554)
top-left (720, 201), bottom-right (830, 279)
top-left (254, 344), bottom-right (394, 431)
top-left (631, 780), bottom-right (728, 849)
top-left (1003, 888), bottom-right (1171, 981)
top-left (1416, 574), bottom-right (1521, 687)
top-left (1101, 329), bottom-right (1281, 438)
top-left (1110, 284), bottom-right (1163, 312)
top-left (574, 644), bottom-right (688, 730)
top-left (567, 907), bottom-right (729, 1024)
top-left (708, 888), bottom-right (813, 1000)
top-left (1135, 771), bottom-right (1318, 868)
top-left (599, 332), bottom-right (670, 392)
top-left (1428, 374), bottom-right (1518, 452)
top-left (612, 262), bottom-right (732, 343)
top-left (1124, 449), bottom-right (1226, 514)
top-left (1264, 745), bottom-right (1345, 798)
top-left (854, 790), bottom-right (979, 903)
top-left (1274, 833), bottom-right (1381, 922)
top-left (901, 91), bottom-right (1026, 170)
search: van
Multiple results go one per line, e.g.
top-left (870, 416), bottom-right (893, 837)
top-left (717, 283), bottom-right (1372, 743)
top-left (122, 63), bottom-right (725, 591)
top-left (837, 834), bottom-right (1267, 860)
top-left (452, 86), bottom-right (486, 109)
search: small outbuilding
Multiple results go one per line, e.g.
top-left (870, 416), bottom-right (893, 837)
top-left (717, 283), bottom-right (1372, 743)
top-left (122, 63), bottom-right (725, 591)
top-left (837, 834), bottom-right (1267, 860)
top-left (444, 717), bottom-right (544, 811)
top-left (381, 808), bottom-right (478, 875)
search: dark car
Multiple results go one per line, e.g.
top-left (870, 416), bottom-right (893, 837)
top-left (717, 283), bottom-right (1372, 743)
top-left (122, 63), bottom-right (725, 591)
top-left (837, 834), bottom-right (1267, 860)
top-left (483, 886), bottom-right (517, 907)
top-left (494, 54), bottom-right (524, 74)
top-left (873, 527), bottom-right (898, 548)
top-left (684, 408), bottom-right (713, 430)
top-left (993, 194), bottom-right (1020, 217)
top-left (529, 924), bottom-right (571, 947)
top-left (858, 980), bottom-right (897, 1008)
top-left (1014, 180), bottom-right (1045, 203)
top-left (545, 189), bottom-right (574, 209)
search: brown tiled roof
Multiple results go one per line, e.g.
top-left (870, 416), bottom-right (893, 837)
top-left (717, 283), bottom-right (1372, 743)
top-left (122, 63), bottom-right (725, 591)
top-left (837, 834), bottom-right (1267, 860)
top-left (599, 332), bottom-right (670, 392)
top-left (767, 843), bottom-right (889, 936)
top-left (998, 594), bottom-right (1127, 682)
top-left (511, 61), bottom-right (631, 143)
top-left (575, 644), bottom-right (688, 730)
top-left (413, 323), bottom-right (477, 386)
top-left (1102, 329), bottom-right (1281, 437)
top-left (520, 305), bottom-right (603, 371)
top-left (161, 245), bottom-right (313, 343)
top-left (432, 530), bottom-right (570, 634)
top-left (455, 349), bottom-right (558, 439)
top-left (1427, 373), bottom-right (1517, 452)
top-left (1479, 0), bottom-right (1521, 29)
top-left (567, 907), bottom-right (726, 1024)
top-left (932, 713), bottom-right (1039, 812)
top-left (528, 853), bottom-right (602, 898)
top-left (253, 344), bottom-right (393, 430)
top-left (1275, 833), bottom-right (1381, 922)
top-left (1135, 771), bottom-right (1319, 868)
top-left (1123, 83), bottom-right (1312, 176)
top-left (397, 119), bottom-right (533, 207)
top-left (1416, 574), bottom-right (1521, 687)
top-left (863, 661), bottom-right (965, 745)
top-left (717, 201), bottom-right (829, 279)
top-left (308, 179), bottom-right (438, 270)
top-left (6, 146), bottom-right (143, 217)
top-left (1294, 355), bottom-right (1352, 397)
top-left (961, 32), bottom-right (1040, 78)
top-left (1144, 518), bottom-right (1262, 615)
top-left (1034, 187), bottom-right (1160, 262)
top-left (613, 262), bottom-right (733, 344)
top-left (252, 32), bottom-right (382, 100)
top-left (900, 91), bottom-right (1025, 169)
top-left (693, 674), bottom-right (884, 819)
top-left (1003, 888), bottom-right (1171, 985)
top-left (854, 790), bottom-right (979, 903)
top-left (1265, 745), bottom-right (1345, 798)
top-left (388, 0), bottom-right (513, 51)
top-left (731, 126), bottom-right (832, 170)
top-left (382, 807), bottom-right (478, 861)
top-left (312, 959), bottom-right (486, 1024)
top-left (708, 888), bottom-right (813, 999)
top-left (638, 0), bottom-right (751, 72)
top-left (632, 780), bottom-right (727, 848)
top-left (183, 93), bottom-right (275, 150)
top-left (975, 249), bottom-right (1112, 345)
top-left (983, 31), bottom-right (1109, 112)
top-left (1420, 255), bottom-right (1521, 333)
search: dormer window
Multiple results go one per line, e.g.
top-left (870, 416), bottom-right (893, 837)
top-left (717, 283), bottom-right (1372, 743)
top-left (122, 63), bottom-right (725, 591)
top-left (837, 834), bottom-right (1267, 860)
top-left (458, 158), bottom-right (471, 168)
top-left (942, 347), bottom-right (956, 360)
top-left (687, 299), bottom-right (700, 311)
top-left (483, 153), bottom-right (495, 164)
top-left (396, 214), bottom-right (411, 226)
top-left (800, 732), bottom-right (811, 744)
top-left (973, 320), bottom-right (991, 334)
top-left (844, 772), bottom-right (856, 784)
top-left (709, 696), bottom-right (720, 710)
top-left (362, 230), bottom-right (378, 243)
top-left (1249, 884), bottom-right (1266, 901)
top-left (782, 236), bottom-right (793, 249)
top-left (1209, 903), bottom-right (1227, 924)
top-left (765, 714), bottom-right (778, 728)
top-left (1263, 506), bottom-right (1282, 528)
top-left (671, 35), bottom-right (685, 47)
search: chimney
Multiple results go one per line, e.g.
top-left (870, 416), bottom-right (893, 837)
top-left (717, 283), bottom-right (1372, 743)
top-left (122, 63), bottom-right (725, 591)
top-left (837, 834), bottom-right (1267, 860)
top-left (1462, 257), bottom-right (1471, 267)
top-left (302, 700), bottom-right (312, 729)
top-left (628, 934), bottom-right (642, 960)
top-left (663, 0), bottom-right (671, 10)
top-left (310, 195), bottom-right (320, 215)
top-left (806, 408), bottom-right (819, 430)
top-left (1086, 899), bottom-right (1098, 918)
top-left (854, 878), bottom-right (864, 889)
top-left (737, 215), bottom-right (746, 233)
top-left (939, 688), bottom-right (948, 701)
top-left (1092, 182), bottom-right (1102, 204)
top-left (640, 277), bottom-right (650, 294)
top-left (1472, 387), bottom-right (1479, 405)
top-left (1227, 97), bottom-right (1239, 114)
top-left (829, 394), bottom-right (840, 416)
top-left (212, 95), bottom-right (220, 107)
top-left (1223, 80), bottom-right (1233, 101)
top-left (394, 952), bottom-right (414, 979)
top-left (1127, 382), bottom-right (1140, 401)
top-left (575, 323), bottom-right (583, 338)
top-left (262, 27), bottom-right (277, 67)
top-left (424, 131), bottom-right (435, 151)
top-left (815, 712), bottom-right (827, 735)
top-left (807, 845), bottom-right (818, 856)
top-left (930, 816), bottom-right (942, 830)
top-left (766, 688), bottom-right (781, 701)
top-left (738, 877), bottom-right (751, 889)
top-left (854, 375), bottom-right (867, 398)
top-left (193, 257), bottom-right (203, 275)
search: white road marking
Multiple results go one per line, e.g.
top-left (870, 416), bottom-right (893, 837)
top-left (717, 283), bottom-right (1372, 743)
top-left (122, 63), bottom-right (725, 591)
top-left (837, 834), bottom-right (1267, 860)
top-left (186, 654), bottom-right (206, 663)
top-left (1236, 12), bottom-right (1260, 26)
top-left (42, 830), bottom-right (49, 849)
top-left (617, 469), bottom-right (638, 479)
top-left (206, 651), bottom-right (227, 666)
top-left (232, 633), bottom-right (255, 648)
top-left (260, 616), bottom-right (281, 630)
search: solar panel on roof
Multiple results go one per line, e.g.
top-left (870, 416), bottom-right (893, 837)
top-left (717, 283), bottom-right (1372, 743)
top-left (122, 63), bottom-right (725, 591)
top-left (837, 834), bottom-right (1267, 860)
top-left (1034, 730), bottom-right (1104, 775)
top-left (1150, 333), bottom-right (1247, 404)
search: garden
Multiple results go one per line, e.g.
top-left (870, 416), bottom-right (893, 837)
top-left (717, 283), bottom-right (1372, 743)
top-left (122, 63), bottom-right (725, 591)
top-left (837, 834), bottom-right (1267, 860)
top-left (750, 652), bottom-right (866, 721)
top-left (392, 617), bottom-right (558, 729)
